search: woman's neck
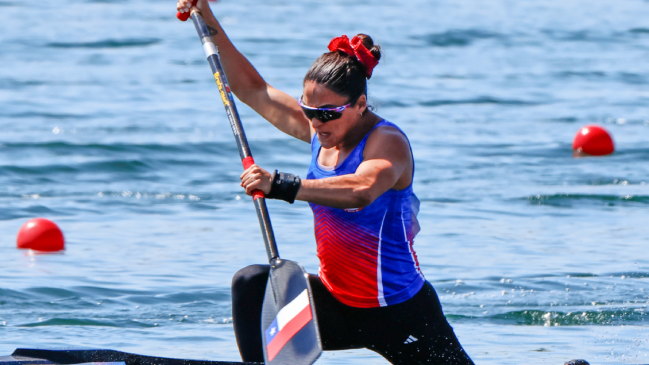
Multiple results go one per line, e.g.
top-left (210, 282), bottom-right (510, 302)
top-left (337, 112), bottom-right (382, 153)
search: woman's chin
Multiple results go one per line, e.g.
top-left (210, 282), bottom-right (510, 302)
top-left (317, 133), bottom-right (335, 148)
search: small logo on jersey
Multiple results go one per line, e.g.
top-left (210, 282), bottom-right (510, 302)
top-left (343, 207), bottom-right (364, 213)
top-left (404, 335), bottom-right (418, 344)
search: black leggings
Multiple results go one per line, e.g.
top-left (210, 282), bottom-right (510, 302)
top-left (231, 265), bottom-right (474, 365)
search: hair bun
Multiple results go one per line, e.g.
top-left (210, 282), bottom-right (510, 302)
top-left (326, 34), bottom-right (380, 78)
top-left (355, 34), bottom-right (381, 62)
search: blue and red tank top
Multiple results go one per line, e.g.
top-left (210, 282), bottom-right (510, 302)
top-left (307, 120), bottom-right (425, 308)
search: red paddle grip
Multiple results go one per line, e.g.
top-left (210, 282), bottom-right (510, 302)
top-left (177, 11), bottom-right (190, 21)
top-left (242, 156), bottom-right (255, 169)
top-left (242, 156), bottom-right (265, 201)
top-left (176, 0), bottom-right (197, 21)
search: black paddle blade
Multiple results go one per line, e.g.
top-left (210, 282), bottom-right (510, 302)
top-left (261, 259), bottom-right (322, 365)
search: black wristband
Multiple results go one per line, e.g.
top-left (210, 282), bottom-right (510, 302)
top-left (265, 170), bottom-right (301, 204)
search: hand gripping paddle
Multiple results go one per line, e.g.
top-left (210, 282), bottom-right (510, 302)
top-left (178, 5), bottom-right (322, 365)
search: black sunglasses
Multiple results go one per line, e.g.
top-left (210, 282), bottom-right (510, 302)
top-left (298, 97), bottom-right (351, 123)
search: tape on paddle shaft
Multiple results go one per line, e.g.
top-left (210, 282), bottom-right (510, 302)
top-left (242, 156), bottom-right (265, 200)
top-left (176, 0), bottom-right (197, 21)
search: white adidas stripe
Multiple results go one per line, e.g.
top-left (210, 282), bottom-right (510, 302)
top-left (404, 335), bottom-right (419, 344)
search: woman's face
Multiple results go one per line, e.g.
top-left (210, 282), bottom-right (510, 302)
top-left (302, 80), bottom-right (365, 149)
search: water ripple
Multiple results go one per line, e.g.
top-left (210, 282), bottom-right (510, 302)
top-left (47, 38), bottom-right (161, 49)
top-left (525, 194), bottom-right (649, 207)
top-left (419, 97), bottom-right (542, 107)
top-left (412, 29), bottom-right (503, 47)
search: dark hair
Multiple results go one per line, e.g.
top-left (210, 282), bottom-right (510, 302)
top-left (304, 34), bottom-right (381, 106)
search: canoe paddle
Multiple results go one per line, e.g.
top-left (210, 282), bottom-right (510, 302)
top-left (177, 4), bottom-right (322, 365)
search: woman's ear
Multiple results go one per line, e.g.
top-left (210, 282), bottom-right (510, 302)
top-left (356, 94), bottom-right (368, 115)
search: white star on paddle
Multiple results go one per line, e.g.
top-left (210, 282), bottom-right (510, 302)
top-left (270, 327), bottom-right (277, 336)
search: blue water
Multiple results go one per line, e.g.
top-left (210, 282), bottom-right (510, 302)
top-left (1, 0), bottom-right (648, 363)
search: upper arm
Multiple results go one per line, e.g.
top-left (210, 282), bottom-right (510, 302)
top-left (355, 127), bottom-right (413, 199)
top-left (242, 84), bottom-right (312, 143)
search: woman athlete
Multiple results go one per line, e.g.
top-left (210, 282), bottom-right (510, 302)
top-left (177, 1), bottom-right (474, 364)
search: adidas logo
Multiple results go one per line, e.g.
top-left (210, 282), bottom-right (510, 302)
top-left (403, 335), bottom-right (418, 344)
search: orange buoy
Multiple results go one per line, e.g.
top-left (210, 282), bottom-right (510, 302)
top-left (572, 125), bottom-right (614, 156)
top-left (17, 218), bottom-right (65, 252)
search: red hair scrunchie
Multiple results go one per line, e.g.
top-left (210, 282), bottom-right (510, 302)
top-left (328, 35), bottom-right (379, 79)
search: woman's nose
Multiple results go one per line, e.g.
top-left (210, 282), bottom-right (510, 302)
top-left (310, 117), bottom-right (325, 127)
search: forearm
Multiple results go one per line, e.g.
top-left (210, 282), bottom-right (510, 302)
top-left (196, 6), bottom-right (267, 101)
top-left (195, 6), bottom-right (310, 141)
top-left (296, 175), bottom-right (376, 209)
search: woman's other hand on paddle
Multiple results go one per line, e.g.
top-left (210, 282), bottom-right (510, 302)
top-left (240, 164), bottom-right (273, 196)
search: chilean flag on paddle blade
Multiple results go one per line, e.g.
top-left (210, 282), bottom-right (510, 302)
top-left (264, 289), bottom-right (314, 361)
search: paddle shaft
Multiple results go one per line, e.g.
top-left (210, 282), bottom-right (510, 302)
top-left (187, 8), bottom-right (279, 262)
top-left (181, 11), bottom-right (323, 363)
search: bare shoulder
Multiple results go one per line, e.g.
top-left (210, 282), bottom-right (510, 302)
top-left (363, 124), bottom-right (411, 160)
top-left (361, 123), bottom-right (413, 190)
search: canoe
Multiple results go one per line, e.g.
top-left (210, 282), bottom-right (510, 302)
top-left (4, 348), bottom-right (641, 365)
top-left (0, 349), bottom-right (260, 365)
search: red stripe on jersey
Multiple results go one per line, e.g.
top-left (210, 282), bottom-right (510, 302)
top-left (313, 206), bottom-right (380, 307)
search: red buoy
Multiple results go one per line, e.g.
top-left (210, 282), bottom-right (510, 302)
top-left (572, 125), bottom-right (614, 156)
top-left (17, 218), bottom-right (65, 252)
